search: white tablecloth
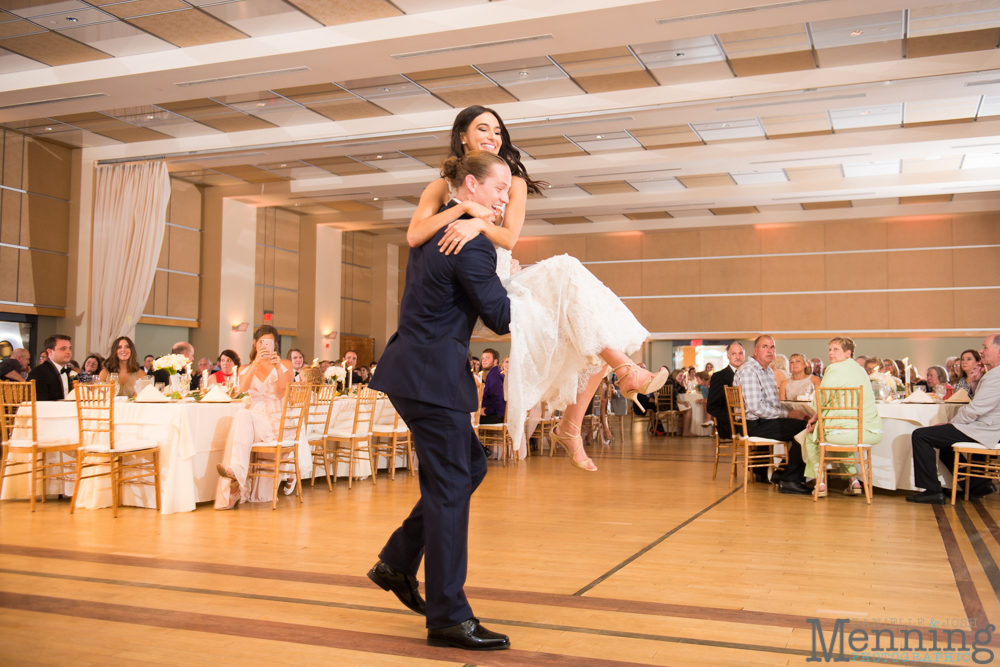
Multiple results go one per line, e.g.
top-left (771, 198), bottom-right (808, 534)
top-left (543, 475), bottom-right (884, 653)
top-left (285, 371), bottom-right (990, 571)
top-left (678, 392), bottom-right (712, 436)
top-left (4, 399), bottom-right (247, 514)
top-left (309, 397), bottom-right (406, 479)
top-left (783, 400), bottom-right (964, 491)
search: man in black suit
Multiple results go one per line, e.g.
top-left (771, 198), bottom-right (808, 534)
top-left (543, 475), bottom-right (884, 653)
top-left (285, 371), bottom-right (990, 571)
top-left (368, 153), bottom-right (513, 652)
top-left (27, 335), bottom-right (73, 401)
top-left (706, 342), bottom-right (745, 440)
top-left (342, 349), bottom-right (364, 386)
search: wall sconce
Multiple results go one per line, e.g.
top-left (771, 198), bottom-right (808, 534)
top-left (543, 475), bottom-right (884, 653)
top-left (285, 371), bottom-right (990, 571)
top-left (323, 332), bottom-right (338, 340)
top-left (232, 322), bottom-right (249, 333)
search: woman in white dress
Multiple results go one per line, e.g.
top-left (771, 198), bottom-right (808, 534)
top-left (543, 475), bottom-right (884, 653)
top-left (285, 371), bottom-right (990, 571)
top-left (779, 353), bottom-right (820, 401)
top-left (410, 118), bottom-right (668, 471)
top-left (215, 325), bottom-right (295, 509)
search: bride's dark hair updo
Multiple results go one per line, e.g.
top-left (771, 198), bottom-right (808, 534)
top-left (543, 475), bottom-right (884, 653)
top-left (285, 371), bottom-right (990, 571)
top-left (449, 105), bottom-right (546, 195)
top-left (440, 151), bottom-right (508, 190)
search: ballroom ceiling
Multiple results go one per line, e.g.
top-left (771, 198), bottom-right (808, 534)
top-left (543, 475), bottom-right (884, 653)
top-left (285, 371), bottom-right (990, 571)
top-left (2, 0), bottom-right (999, 235)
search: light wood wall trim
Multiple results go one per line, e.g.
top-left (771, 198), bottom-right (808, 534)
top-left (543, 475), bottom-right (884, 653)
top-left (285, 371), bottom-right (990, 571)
top-left (0, 303), bottom-right (65, 317)
top-left (275, 328), bottom-right (298, 336)
top-left (139, 316), bottom-right (201, 328)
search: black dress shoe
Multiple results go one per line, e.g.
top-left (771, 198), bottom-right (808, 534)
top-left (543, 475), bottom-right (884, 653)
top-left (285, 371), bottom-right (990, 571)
top-left (367, 561), bottom-right (425, 615)
top-left (777, 481), bottom-right (812, 495)
top-left (969, 483), bottom-right (997, 501)
top-left (427, 618), bottom-right (510, 651)
top-left (753, 470), bottom-right (769, 484)
top-left (906, 490), bottom-right (946, 505)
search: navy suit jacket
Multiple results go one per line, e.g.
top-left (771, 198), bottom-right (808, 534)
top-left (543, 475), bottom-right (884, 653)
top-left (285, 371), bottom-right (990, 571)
top-left (371, 210), bottom-right (510, 413)
top-left (706, 365), bottom-right (736, 437)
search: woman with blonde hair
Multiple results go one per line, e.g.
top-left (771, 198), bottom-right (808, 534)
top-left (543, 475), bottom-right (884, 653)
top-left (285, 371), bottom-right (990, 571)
top-left (779, 353), bottom-right (821, 401)
top-left (772, 353), bottom-right (790, 384)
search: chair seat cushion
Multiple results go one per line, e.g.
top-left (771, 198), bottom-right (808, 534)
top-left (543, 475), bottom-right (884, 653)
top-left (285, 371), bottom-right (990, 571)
top-left (84, 439), bottom-right (158, 454)
top-left (251, 439), bottom-right (299, 449)
top-left (746, 436), bottom-right (783, 444)
top-left (371, 426), bottom-right (409, 435)
top-left (327, 429), bottom-right (369, 439)
top-left (818, 442), bottom-right (872, 448)
top-left (7, 437), bottom-right (76, 448)
top-left (954, 442), bottom-right (994, 451)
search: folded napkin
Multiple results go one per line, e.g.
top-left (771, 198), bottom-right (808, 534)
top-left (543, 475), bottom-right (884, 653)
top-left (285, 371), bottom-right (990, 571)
top-left (902, 389), bottom-right (935, 403)
top-left (947, 388), bottom-right (971, 403)
top-left (200, 385), bottom-right (232, 403)
top-left (796, 394), bottom-right (812, 402)
top-left (135, 384), bottom-right (170, 403)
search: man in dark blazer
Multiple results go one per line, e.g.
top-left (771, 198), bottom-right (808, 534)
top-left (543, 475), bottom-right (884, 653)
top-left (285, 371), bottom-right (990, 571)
top-left (706, 342), bottom-right (746, 440)
top-left (27, 334), bottom-right (73, 401)
top-left (368, 162), bottom-right (513, 651)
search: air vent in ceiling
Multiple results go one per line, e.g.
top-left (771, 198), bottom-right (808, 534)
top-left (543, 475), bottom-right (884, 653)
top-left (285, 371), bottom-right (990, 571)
top-left (175, 67), bottom-right (310, 87)
top-left (392, 34), bottom-right (553, 59)
top-left (0, 92), bottom-right (107, 112)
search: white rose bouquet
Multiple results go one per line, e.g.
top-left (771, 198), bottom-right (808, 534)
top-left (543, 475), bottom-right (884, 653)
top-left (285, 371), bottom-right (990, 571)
top-left (153, 354), bottom-right (190, 375)
top-left (324, 365), bottom-right (346, 382)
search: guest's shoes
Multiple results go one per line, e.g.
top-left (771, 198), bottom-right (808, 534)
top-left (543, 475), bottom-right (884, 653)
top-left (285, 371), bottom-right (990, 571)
top-left (843, 477), bottom-right (863, 496)
top-left (968, 483), bottom-right (997, 501)
top-left (613, 362), bottom-right (669, 412)
top-left (551, 420), bottom-right (597, 472)
top-left (906, 490), bottom-right (946, 505)
top-left (753, 470), bottom-right (769, 484)
top-left (281, 478), bottom-right (297, 496)
top-left (427, 618), bottom-right (510, 651)
top-left (216, 464), bottom-right (240, 510)
top-left (815, 482), bottom-right (828, 498)
top-left (367, 561), bottom-right (426, 615)
top-left (777, 481), bottom-right (813, 495)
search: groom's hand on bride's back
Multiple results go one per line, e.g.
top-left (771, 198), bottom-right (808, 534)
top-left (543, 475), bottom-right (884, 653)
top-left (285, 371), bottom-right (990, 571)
top-left (439, 217), bottom-right (488, 255)
top-left (509, 259), bottom-right (521, 275)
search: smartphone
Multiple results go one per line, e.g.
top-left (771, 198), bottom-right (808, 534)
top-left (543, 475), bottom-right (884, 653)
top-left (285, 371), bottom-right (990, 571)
top-left (260, 338), bottom-right (275, 353)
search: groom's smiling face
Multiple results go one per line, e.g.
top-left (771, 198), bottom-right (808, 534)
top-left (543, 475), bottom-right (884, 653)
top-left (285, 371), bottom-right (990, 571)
top-left (466, 163), bottom-right (511, 217)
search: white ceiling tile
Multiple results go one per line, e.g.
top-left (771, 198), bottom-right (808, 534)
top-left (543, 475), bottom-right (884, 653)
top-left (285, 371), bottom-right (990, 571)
top-left (809, 11), bottom-right (903, 48)
top-left (567, 131), bottom-right (642, 153)
top-left (842, 160), bottom-right (901, 177)
top-left (37, 7), bottom-right (115, 28)
top-left (391, 0), bottom-right (489, 13)
top-left (200, 0), bottom-right (322, 37)
top-left (478, 57), bottom-right (583, 101)
top-left (341, 75), bottom-right (450, 114)
top-left (730, 170), bottom-right (788, 185)
top-left (691, 118), bottom-right (764, 141)
top-left (542, 185), bottom-right (589, 199)
top-left (829, 103), bottom-right (902, 129)
top-left (350, 151), bottom-right (428, 172)
top-left (666, 208), bottom-right (713, 217)
top-left (908, 2), bottom-right (1000, 38)
top-left (961, 153), bottom-right (1000, 169)
top-left (5, 0), bottom-right (88, 19)
top-left (58, 21), bottom-right (173, 57)
top-left (627, 177), bottom-right (685, 192)
top-left (258, 161), bottom-right (333, 180)
top-left (631, 35), bottom-right (725, 69)
top-left (0, 47), bottom-right (47, 73)
top-left (978, 95), bottom-right (1000, 118)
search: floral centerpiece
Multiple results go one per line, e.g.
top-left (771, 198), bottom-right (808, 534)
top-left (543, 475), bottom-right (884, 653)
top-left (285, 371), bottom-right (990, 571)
top-left (324, 365), bottom-right (347, 394)
top-left (154, 354), bottom-right (191, 399)
top-left (869, 370), bottom-right (904, 401)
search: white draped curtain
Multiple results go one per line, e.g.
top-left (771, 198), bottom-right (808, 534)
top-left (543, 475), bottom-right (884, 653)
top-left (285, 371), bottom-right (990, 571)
top-left (90, 160), bottom-right (170, 356)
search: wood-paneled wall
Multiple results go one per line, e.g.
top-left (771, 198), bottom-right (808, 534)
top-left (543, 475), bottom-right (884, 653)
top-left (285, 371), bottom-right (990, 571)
top-left (0, 131), bottom-right (71, 314)
top-left (510, 213), bottom-right (1000, 338)
top-left (341, 231), bottom-right (372, 336)
top-left (254, 207), bottom-right (299, 333)
top-left (143, 179), bottom-right (202, 325)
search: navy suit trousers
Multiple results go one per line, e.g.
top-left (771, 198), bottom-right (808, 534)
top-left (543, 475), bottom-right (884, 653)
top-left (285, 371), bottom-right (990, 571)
top-left (378, 394), bottom-right (488, 629)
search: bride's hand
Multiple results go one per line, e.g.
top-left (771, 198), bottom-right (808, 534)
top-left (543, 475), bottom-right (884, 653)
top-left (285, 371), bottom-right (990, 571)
top-left (509, 259), bottom-right (522, 275)
top-left (439, 217), bottom-right (487, 255)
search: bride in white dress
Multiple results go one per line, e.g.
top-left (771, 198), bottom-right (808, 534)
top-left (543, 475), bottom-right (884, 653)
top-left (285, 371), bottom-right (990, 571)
top-left (409, 110), bottom-right (668, 471)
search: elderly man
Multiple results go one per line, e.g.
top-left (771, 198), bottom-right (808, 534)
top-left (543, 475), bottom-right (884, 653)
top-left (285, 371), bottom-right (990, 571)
top-left (734, 335), bottom-right (810, 495)
top-left (907, 334), bottom-right (1000, 504)
top-left (27, 335), bottom-right (73, 401)
top-left (810, 357), bottom-right (824, 378)
top-left (0, 348), bottom-right (30, 381)
top-left (197, 357), bottom-right (214, 375)
top-left (152, 341), bottom-right (200, 389)
top-left (856, 355), bottom-right (867, 368)
top-left (706, 342), bottom-right (745, 441)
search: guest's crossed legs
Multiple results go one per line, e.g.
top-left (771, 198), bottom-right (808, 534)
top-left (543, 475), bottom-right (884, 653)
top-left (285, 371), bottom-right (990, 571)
top-left (378, 396), bottom-right (487, 629)
top-left (912, 423), bottom-right (992, 495)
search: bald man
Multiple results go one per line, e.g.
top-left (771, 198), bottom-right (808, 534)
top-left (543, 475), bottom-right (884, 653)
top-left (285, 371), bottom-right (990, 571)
top-left (0, 348), bottom-right (30, 381)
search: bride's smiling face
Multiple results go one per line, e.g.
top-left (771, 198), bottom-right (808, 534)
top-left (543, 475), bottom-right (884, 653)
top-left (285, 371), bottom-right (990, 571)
top-left (460, 112), bottom-right (502, 154)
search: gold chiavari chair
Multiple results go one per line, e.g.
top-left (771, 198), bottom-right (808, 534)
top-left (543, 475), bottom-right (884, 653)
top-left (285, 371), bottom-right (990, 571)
top-left (724, 385), bottom-right (786, 494)
top-left (951, 444), bottom-right (1000, 506)
top-left (582, 391), bottom-right (602, 445)
top-left (530, 401), bottom-right (557, 456)
top-left (478, 401), bottom-right (515, 466)
top-left (70, 383), bottom-right (160, 517)
top-left (709, 415), bottom-right (740, 487)
top-left (0, 381), bottom-right (79, 512)
top-left (326, 387), bottom-right (378, 488)
top-left (653, 384), bottom-right (681, 435)
top-left (305, 384), bottom-right (338, 491)
top-left (605, 385), bottom-right (626, 443)
top-left (814, 386), bottom-right (873, 504)
top-left (371, 403), bottom-right (413, 480)
top-left (247, 383), bottom-right (311, 509)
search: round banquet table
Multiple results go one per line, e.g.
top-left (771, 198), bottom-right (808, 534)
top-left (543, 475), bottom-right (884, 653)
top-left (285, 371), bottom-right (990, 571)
top-left (678, 392), bottom-right (713, 436)
top-left (782, 399), bottom-right (965, 491)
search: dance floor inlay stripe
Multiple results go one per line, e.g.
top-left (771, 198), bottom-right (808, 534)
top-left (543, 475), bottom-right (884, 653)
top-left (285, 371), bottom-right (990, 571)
top-left (573, 487), bottom-right (741, 596)
top-left (933, 505), bottom-right (990, 629)
top-left (953, 501), bottom-right (1000, 604)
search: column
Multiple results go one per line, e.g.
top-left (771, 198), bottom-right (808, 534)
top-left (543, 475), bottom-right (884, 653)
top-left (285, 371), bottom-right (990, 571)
top-left (297, 218), bottom-right (341, 361)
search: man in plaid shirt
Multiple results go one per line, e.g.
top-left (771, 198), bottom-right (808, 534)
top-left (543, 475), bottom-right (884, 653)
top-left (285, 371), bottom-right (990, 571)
top-left (734, 335), bottom-right (811, 495)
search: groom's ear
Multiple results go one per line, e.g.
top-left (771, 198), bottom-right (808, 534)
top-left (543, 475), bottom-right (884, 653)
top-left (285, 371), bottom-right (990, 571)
top-left (464, 173), bottom-right (478, 195)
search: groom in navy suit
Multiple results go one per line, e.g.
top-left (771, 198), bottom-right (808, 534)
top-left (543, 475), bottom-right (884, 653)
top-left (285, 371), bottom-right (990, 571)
top-left (369, 154), bottom-right (513, 651)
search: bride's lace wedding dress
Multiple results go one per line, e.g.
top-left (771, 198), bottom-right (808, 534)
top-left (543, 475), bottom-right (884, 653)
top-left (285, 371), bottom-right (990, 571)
top-left (476, 246), bottom-right (649, 441)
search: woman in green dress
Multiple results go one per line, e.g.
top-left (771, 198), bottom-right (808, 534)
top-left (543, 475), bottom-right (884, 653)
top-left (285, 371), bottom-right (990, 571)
top-left (804, 337), bottom-right (883, 497)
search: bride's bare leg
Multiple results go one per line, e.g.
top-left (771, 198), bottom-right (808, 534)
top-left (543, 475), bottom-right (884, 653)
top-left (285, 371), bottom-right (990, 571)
top-left (598, 348), bottom-right (667, 396)
top-left (556, 369), bottom-right (606, 467)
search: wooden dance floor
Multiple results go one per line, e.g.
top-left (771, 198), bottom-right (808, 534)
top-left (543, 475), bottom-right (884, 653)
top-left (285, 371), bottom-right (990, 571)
top-left (3, 425), bottom-right (1000, 666)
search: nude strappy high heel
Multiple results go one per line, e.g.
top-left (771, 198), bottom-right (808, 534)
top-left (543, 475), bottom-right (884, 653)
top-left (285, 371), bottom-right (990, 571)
top-left (550, 419), bottom-right (597, 472)
top-left (613, 362), bottom-right (670, 412)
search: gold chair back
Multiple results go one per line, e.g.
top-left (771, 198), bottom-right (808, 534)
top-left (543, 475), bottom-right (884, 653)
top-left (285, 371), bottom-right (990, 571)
top-left (724, 385), bottom-right (749, 440)
top-left (276, 383), bottom-right (312, 443)
top-left (351, 387), bottom-right (378, 436)
top-left (815, 386), bottom-right (863, 446)
top-left (0, 381), bottom-right (35, 444)
top-left (305, 384), bottom-right (338, 439)
top-left (75, 383), bottom-right (116, 451)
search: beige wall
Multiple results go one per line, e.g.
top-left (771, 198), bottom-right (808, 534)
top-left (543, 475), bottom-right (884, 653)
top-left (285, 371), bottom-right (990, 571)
top-left (341, 231), bottom-right (373, 338)
top-left (142, 178), bottom-right (202, 326)
top-left (254, 206), bottom-right (300, 334)
top-left (0, 132), bottom-right (71, 316)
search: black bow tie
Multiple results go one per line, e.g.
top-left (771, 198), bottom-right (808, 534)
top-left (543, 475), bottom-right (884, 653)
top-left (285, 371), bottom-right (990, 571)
top-left (60, 367), bottom-right (71, 375)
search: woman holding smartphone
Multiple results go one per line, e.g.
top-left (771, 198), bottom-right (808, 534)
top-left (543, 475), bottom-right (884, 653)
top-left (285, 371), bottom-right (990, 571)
top-left (214, 325), bottom-right (296, 510)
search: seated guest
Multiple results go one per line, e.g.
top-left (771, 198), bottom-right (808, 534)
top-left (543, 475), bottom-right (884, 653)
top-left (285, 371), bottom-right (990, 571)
top-left (68, 360), bottom-right (81, 371)
top-left (197, 357), bottom-right (213, 376)
top-left (705, 362), bottom-right (715, 374)
top-left (470, 357), bottom-right (481, 373)
top-left (810, 358), bottom-right (824, 378)
top-left (143, 354), bottom-right (155, 376)
top-left (856, 355), bottom-right (867, 368)
top-left (215, 325), bottom-right (295, 510)
top-left (882, 358), bottom-right (900, 378)
top-left (27, 335), bottom-right (73, 401)
top-left (480, 348), bottom-right (505, 424)
top-left (946, 356), bottom-right (960, 384)
top-left (37, 351), bottom-right (48, 366)
top-left (864, 357), bottom-right (883, 376)
top-left (152, 341), bottom-right (199, 390)
top-left (76, 353), bottom-right (103, 384)
top-left (925, 365), bottom-right (953, 399)
top-left (668, 369), bottom-right (695, 436)
top-left (299, 365), bottom-right (322, 385)
top-left (733, 335), bottom-right (810, 495)
top-left (501, 355), bottom-right (510, 376)
top-left (287, 348), bottom-right (305, 382)
top-left (98, 336), bottom-right (146, 397)
top-left (0, 348), bottom-right (30, 382)
top-left (358, 366), bottom-right (370, 384)
top-left (370, 361), bottom-right (377, 375)
top-left (707, 342), bottom-right (745, 441)
top-left (212, 350), bottom-right (241, 385)
top-left (319, 360), bottom-right (331, 374)
top-left (695, 371), bottom-right (711, 399)
top-left (343, 349), bottom-right (365, 385)
top-left (779, 353), bottom-right (821, 400)
top-left (803, 337), bottom-right (882, 497)
top-left (955, 349), bottom-right (985, 398)
top-left (772, 354), bottom-right (790, 384)
top-left (907, 334), bottom-right (1000, 504)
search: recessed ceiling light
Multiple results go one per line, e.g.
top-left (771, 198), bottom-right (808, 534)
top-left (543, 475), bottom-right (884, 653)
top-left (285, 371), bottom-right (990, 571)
top-left (146, 115), bottom-right (154, 119)
top-left (721, 123), bottom-right (729, 127)
top-left (860, 110), bottom-right (870, 115)
top-left (381, 87), bottom-right (391, 92)
top-left (45, 126), bottom-right (52, 130)
top-left (256, 102), bottom-right (266, 107)
top-left (280, 163), bottom-right (287, 167)
top-left (375, 155), bottom-right (382, 159)
top-left (850, 29), bottom-right (863, 36)
top-left (595, 135), bottom-right (603, 139)
top-left (66, 16), bottom-right (78, 22)
top-left (374, 197), bottom-right (379, 201)
top-left (674, 52), bottom-right (685, 57)
top-left (518, 71), bottom-right (529, 76)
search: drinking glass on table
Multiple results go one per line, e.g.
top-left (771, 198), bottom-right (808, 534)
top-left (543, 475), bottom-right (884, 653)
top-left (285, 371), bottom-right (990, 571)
top-left (934, 384), bottom-right (947, 400)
